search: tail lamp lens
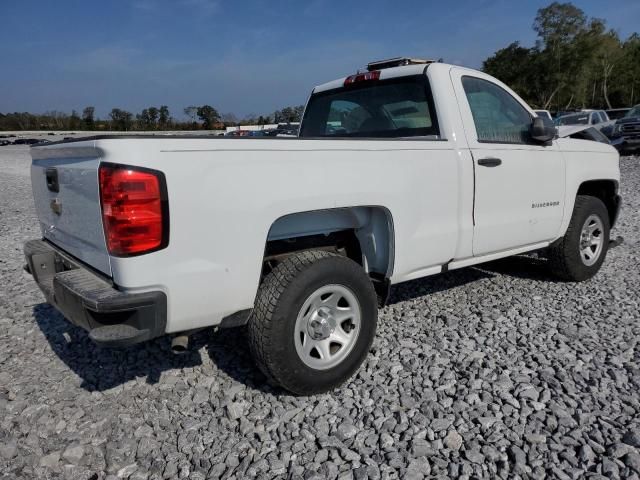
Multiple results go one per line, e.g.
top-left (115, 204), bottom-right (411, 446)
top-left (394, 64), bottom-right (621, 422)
top-left (98, 164), bottom-right (168, 256)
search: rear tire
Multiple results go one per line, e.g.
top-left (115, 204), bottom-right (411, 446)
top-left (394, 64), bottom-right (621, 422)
top-left (548, 195), bottom-right (610, 281)
top-left (248, 250), bottom-right (378, 395)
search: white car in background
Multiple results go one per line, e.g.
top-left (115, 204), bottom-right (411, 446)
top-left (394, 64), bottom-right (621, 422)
top-left (557, 110), bottom-right (615, 136)
top-left (534, 109), bottom-right (552, 121)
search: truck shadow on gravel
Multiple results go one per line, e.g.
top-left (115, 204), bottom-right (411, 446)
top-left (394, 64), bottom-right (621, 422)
top-left (32, 303), bottom-right (273, 393)
top-left (477, 254), bottom-right (558, 282)
top-left (32, 254), bottom-right (553, 393)
top-left (387, 254), bottom-right (556, 304)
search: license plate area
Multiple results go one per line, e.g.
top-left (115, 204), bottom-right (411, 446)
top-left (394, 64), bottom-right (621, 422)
top-left (28, 248), bottom-right (77, 297)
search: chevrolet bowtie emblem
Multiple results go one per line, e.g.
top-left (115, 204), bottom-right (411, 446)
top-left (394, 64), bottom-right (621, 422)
top-left (50, 198), bottom-right (62, 215)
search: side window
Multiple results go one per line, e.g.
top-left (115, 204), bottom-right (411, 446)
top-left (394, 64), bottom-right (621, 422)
top-left (462, 76), bottom-right (532, 144)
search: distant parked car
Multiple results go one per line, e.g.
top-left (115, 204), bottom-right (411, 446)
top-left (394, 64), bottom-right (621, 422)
top-left (606, 108), bottom-right (631, 121)
top-left (225, 130), bottom-right (250, 137)
top-left (13, 138), bottom-right (43, 145)
top-left (610, 104), bottom-right (640, 155)
top-left (261, 128), bottom-right (296, 137)
top-left (556, 112), bottom-right (590, 126)
top-left (554, 109), bottom-right (580, 119)
top-left (277, 123), bottom-right (300, 136)
top-left (534, 110), bottom-right (552, 121)
top-left (556, 110), bottom-right (615, 137)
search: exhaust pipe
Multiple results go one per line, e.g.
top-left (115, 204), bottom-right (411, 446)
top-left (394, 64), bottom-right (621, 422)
top-left (170, 328), bottom-right (206, 354)
top-left (171, 334), bottom-right (189, 354)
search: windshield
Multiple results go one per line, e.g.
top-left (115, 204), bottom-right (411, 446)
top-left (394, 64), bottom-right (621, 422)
top-left (557, 113), bottom-right (589, 125)
top-left (299, 75), bottom-right (440, 138)
top-left (625, 106), bottom-right (640, 118)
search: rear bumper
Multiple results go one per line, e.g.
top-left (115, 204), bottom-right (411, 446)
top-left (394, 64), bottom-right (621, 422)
top-left (24, 239), bottom-right (166, 347)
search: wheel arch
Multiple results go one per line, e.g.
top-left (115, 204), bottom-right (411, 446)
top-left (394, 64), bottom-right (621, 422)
top-left (263, 206), bottom-right (396, 305)
top-left (576, 179), bottom-right (621, 228)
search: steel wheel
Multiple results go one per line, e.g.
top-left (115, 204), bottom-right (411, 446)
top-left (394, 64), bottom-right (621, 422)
top-left (579, 214), bottom-right (604, 266)
top-left (294, 284), bottom-right (361, 370)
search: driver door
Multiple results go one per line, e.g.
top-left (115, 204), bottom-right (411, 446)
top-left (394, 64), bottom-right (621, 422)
top-left (450, 68), bottom-right (565, 256)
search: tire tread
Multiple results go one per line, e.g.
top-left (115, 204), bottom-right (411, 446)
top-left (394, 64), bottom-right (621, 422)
top-left (548, 195), bottom-right (609, 281)
top-left (248, 250), bottom-right (336, 385)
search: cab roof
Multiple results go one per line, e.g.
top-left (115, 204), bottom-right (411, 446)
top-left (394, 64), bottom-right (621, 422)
top-left (314, 64), bottom-right (424, 94)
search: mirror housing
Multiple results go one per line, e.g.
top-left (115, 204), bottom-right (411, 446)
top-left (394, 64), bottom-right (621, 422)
top-left (530, 116), bottom-right (557, 143)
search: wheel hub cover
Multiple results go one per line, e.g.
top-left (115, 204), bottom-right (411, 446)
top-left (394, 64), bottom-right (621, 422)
top-left (307, 307), bottom-right (336, 340)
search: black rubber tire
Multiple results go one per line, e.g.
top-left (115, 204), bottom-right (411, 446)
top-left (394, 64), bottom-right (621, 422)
top-left (248, 250), bottom-right (378, 395)
top-left (548, 195), bottom-right (610, 281)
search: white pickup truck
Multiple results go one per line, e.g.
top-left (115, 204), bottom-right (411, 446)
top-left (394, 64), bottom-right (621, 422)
top-left (24, 58), bottom-right (621, 394)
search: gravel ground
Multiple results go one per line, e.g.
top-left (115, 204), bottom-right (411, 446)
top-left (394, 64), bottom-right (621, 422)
top-left (1, 145), bottom-right (639, 480)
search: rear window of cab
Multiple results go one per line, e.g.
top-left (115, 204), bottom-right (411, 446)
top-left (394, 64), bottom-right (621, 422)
top-left (299, 75), bottom-right (440, 139)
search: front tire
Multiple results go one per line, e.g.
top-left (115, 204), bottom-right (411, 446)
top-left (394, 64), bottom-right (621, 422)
top-left (248, 250), bottom-right (378, 395)
top-left (548, 195), bottom-right (610, 281)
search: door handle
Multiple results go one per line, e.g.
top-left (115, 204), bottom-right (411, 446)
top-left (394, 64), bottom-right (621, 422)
top-left (477, 157), bottom-right (502, 167)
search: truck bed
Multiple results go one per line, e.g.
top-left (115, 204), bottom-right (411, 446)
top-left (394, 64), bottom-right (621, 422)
top-left (31, 135), bottom-right (465, 332)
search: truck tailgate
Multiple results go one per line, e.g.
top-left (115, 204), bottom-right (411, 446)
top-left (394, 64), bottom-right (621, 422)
top-left (30, 143), bottom-right (111, 276)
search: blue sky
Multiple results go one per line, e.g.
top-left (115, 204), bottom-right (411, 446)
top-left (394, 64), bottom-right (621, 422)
top-left (1, 0), bottom-right (638, 119)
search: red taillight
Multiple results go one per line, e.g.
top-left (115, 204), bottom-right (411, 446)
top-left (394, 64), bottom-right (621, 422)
top-left (344, 70), bottom-right (380, 86)
top-left (98, 163), bottom-right (168, 256)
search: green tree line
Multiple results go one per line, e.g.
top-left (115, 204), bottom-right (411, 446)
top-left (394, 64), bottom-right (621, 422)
top-left (0, 104), bottom-right (305, 131)
top-left (482, 2), bottom-right (640, 111)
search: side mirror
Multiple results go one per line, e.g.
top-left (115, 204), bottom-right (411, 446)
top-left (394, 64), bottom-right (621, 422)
top-left (530, 116), bottom-right (557, 143)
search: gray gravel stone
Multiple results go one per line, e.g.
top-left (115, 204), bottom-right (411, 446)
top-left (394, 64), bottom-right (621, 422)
top-left (509, 445), bottom-right (527, 468)
top-left (430, 418), bottom-right (452, 433)
top-left (624, 430), bottom-right (640, 448)
top-left (40, 452), bottom-right (60, 469)
top-left (379, 433), bottom-right (394, 450)
top-left (0, 440), bottom-right (17, 460)
top-left (625, 452), bottom-right (640, 473)
top-left (62, 445), bottom-right (85, 465)
top-left (602, 457), bottom-right (620, 478)
top-left (336, 423), bottom-right (358, 441)
top-left (0, 146), bottom-right (639, 479)
top-left (411, 438), bottom-right (431, 457)
top-left (117, 463), bottom-right (138, 478)
top-left (464, 448), bottom-right (484, 464)
top-left (405, 458), bottom-right (430, 479)
top-left (609, 443), bottom-right (637, 458)
top-left (443, 430), bottom-right (463, 451)
top-left (579, 444), bottom-right (596, 464)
